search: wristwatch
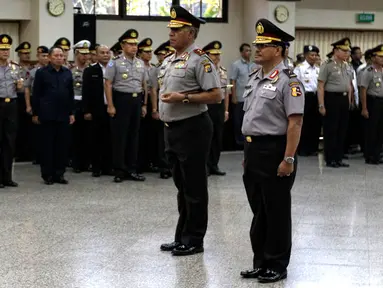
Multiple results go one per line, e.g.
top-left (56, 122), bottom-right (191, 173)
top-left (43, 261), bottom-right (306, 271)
top-left (182, 94), bottom-right (190, 104)
top-left (284, 156), bottom-right (295, 164)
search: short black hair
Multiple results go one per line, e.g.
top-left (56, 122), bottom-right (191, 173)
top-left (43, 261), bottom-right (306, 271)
top-left (351, 46), bottom-right (361, 55)
top-left (239, 43), bottom-right (251, 52)
top-left (48, 46), bottom-right (63, 55)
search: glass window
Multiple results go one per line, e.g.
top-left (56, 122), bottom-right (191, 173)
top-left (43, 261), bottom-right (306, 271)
top-left (180, 0), bottom-right (223, 18)
top-left (125, 0), bottom-right (172, 16)
top-left (72, 0), bottom-right (119, 15)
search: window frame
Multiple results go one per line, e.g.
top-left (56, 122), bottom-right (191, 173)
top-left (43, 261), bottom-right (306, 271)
top-left (88, 0), bottom-right (228, 23)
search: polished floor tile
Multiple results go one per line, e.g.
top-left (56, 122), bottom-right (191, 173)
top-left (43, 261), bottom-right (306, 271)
top-left (1, 153), bottom-right (383, 287)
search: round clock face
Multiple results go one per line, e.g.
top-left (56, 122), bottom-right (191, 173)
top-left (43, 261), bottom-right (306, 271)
top-left (275, 5), bottom-right (289, 23)
top-left (47, 0), bottom-right (65, 17)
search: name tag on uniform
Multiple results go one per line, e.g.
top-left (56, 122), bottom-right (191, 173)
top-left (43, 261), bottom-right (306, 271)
top-left (263, 84), bottom-right (276, 91)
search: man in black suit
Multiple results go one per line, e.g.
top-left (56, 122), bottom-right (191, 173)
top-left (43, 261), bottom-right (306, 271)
top-left (82, 45), bottom-right (112, 177)
top-left (32, 46), bottom-right (75, 185)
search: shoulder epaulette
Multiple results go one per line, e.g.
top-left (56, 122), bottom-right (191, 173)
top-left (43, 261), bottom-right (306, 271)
top-left (220, 66), bottom-right (227, 71)
top-left (112, 55), bottom-right (120, 60)
top-left (249, 68), bottom-right (260, 77)
top-left (367, 66), bottom-right (373, 71)
top-left (150, 63), bottom-right (156, 67)
top-left (325, 58), bottom-right (333, 64)
top-left (10, 60), bottom-right (19, 66)
top-left (193, 49), bottom-right (205, 56)
top-left (155, 62), bottom-right (161, 68)
top-left (283, 69), bottom-right (297, 78)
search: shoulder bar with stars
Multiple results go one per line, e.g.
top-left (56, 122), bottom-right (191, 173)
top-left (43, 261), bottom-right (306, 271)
top-left (283, 69), bottom-right (297, 78)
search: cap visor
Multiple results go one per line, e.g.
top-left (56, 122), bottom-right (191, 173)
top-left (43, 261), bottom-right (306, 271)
top-left (337, 45), bottom-right (351, 51)
top-left (18, 49), bottom-right (30, 53)
top-left (374, 51), bottom-right (383, 56)
top-left (206, 49), bottom-right (221, 54)
top-left (0, 44), bottom-right (10, 49)
top-left (122, 39), bottom-right (138, 44)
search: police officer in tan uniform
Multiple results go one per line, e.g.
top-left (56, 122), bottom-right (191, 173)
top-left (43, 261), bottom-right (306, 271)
top-left (159, 5), bottom-right (221, 256)
top-left (110, 42), bottom-right (122, 58)
top-left (318, 38), bottom-right (353, 168)
top-left (0, 34), bottom-right (23, 187)
top-left (360, 44), bottom-right (383, 164)
top-left (105, 29), bottom-right (148, 183)
top-left (71, 40), bottom-right (91, 173)
top-left (240, 19), bottom-right (304, 283)
top-left (202, 40), bottom-right (228, 176)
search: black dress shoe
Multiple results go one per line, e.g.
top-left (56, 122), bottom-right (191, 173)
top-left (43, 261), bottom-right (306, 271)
top-left (54, 177), bottom-right (68, 184)
top-left (114, 176), bottom-right (123, 183)
top-left (209, 168), bottom-right (226, 176)
top-left (4, 181), bottom-right (18, 187)
top-left (43, 177), bottom-right (54, 185)
top-left (126, 173), bottom-right (145, 181)
top-left (258, 269), bottom-right (287, 283)
top-left (171, 244), bottom-right (204, 256)
top-left (160, 241), bottom-right (181, 251)
top-left (92, 171), bottom-right (101, 177)
top-left (326, 161), bottom-right (339, 168)
top-left (337, 161), bottom-right (350, 167)
top-left (160, 171), bottom-right (172, 179)
top-left (240, 268), bottom-right (265, 279)
top-left (0, 183), bottom-right (5, 188)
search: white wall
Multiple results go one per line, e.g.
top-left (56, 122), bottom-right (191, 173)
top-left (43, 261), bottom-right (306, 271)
top-left (296, 0), bottom-right (383, 11)
top-left (97, 0), bottom-right (243, 70)
top-left (0, 0), bottom-right (30, 20)
top-left (296, 9), bottom-right (383, 30)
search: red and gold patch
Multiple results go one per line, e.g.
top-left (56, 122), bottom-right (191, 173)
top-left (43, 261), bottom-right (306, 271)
top-left (291, 86), bottom-right (302, 97)
top-left (204, 63), bottom-right (212, 73)
top-left (270, 70), bottom-right (279, 79)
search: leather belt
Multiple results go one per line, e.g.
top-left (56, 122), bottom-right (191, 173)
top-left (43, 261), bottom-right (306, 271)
top-left (0, 97), bottom-right (15, 103)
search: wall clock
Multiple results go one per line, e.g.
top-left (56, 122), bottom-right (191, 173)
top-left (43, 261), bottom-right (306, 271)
top-left (275, 5), bottom-right (289, 23)
top-left (47, 0), bottom-right (65, 17)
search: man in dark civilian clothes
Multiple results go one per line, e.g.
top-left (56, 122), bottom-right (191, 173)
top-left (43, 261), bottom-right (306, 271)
top-left (32, 47), bottom-right (75, 185)
top-left (82, 45), bottom-right (113, 177)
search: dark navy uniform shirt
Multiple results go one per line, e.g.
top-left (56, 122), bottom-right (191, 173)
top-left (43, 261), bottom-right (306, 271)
top-left (32, 64), bottom-right (75, 122)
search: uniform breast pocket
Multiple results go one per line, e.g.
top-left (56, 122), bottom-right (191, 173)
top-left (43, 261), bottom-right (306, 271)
top-left (260, 90), bottom-right (277, 100)
top-left (242, 88), bottom-right (253, 111)
top-left (170, 69), bottom-right (186, 78)
top-left (7, 71), bottom-right (18, 81)
top-left (118, 66), bottom-right (128, 74)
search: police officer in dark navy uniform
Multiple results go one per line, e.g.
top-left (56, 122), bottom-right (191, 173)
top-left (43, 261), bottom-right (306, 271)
top-left (202, 40), bottom-right (228, 176)
top-left (318, 38), bottom-right (353, 168)
top-left (360, 44), bottom-right (383, 164)
top-left (105, 29), bottom-right (148, 183)
top-left (159, 5), bottom-right (221, 256)
top-left (240, 19), bottom-right (304, 283)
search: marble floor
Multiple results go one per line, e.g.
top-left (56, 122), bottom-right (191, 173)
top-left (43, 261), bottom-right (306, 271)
top-left (1, 152), bottom-right (383, 288)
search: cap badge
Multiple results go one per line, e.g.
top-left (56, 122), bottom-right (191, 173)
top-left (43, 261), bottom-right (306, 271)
top-left (131, 31), bottom-right (137, 38)
top-left (381, 46), bottom-right (383, 51)
top-left (345, 39), bottom-right (350, 46)
top-left (214, 43), bottom-right (219, 49)
top-left (83, 42), bottom-right (88, 48)
top-left (2, 37), bottom-right (8, 44)
top-left (308, 45), bottom-right (312, 51)
top-left (170, 8), bottom-right (176, 19)
top-left (146, 39), bottom-right (151, 45)
top-left (62, 39), bottom-right (67, 45)
top-left (24, 43), bottom-right (29, 49)
top-left (256, 23), bottom-right (264, 34)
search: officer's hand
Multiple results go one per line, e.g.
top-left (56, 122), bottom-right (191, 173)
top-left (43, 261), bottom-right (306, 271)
top-left (26, 106), bottom-right (32, 115)
top-left (319, 106), bottom-right (326, 116)
top-left (107, 105), bottom-right (116, 117)
top-left (32, 116), bottom-right (40, 125)
top-left (231, 97), bottom-right (238, 104)
top-left (16, 78), bottom-right (24, 90)
top-left (152, 111), bottom-right (160, 120)
top-left (141, 105), bottom-right (147, 117)
top-left (69, 115), bottom-right (75, 125)
top-left (361, 108), bottom-right (369, 119)
top-left (277, 161), bottom-right (294, 177)
top-left (161, 92), bottom-right (184, 103)
top-left (224, 111), bottom-right (229, 122)
top-left (84, 113), bottom-right (92, 121)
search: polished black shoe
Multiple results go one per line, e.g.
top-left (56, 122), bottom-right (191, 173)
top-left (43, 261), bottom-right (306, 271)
top-left (0, 183), bottom-right (5, 188)
top-left (4, 180), bottom-right (18, 187)
top-left (209, 168), bottom-right (226, 176)
top-left (160, 241), bottom-right (181, 251)
top-left (258, 269), bottom-right (287, 283)
top-left (54, 177), bottom-right (68, 184)
top-left (160, 171), bottom-right (171, 179)
top-left (43, 177), bottom-right (54, 185)
top-left (114, 176), bottom-right (123, 183)
top-left (326, 161), bottom-right (339, 168)
top-left (92, 171), bottom-right (101, 177)
top-left (337, 161), bottom-right (350, 167)
top-left (240, 268), bottom-right (265, 279)
top-left (171, 244), bottom-right (204, 256)
top-left (126, 173), bottom-right (145, 181)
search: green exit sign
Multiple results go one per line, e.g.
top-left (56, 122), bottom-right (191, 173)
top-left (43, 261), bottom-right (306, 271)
top-left (356, 13), bottom-right (375, 23)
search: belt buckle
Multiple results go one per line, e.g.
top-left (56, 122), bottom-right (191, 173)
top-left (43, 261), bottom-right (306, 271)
top-left (132, 93), bottom-right (138, 97)
top-left (246, 136), bottom-right (252, 143)
top-left (5, 98), bottom-right (10, 103)
top-left (165, 123), bottom-right (169, 127)
top-left (343, 92), bottom-right (347, 96)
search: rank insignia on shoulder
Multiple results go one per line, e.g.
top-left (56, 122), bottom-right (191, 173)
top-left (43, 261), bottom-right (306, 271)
top-left (10, 60), bottom-right (19, 66)
top-left (291, 86), bottom-right (302, 97)
top-left (283, 69), bottom-right (297, 78)
top-left (289, 81), bottom-right (300, 87)
top-left (204, 63), bottom-right (212, 73)
top-left (112, 55), bottom-right (120, 60)
top-left (270, 75), bottom-right (279, 84)
top-left (270, 70), bottom-right (279, 79)
top-left (220, 66), bottom-right (227, 71)
top-left (193, 48), bottom-right (205, 56)
top-left (249, 68), bottom-right (260, 77)
top-left (367, 66), bottom-right (373, 71)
